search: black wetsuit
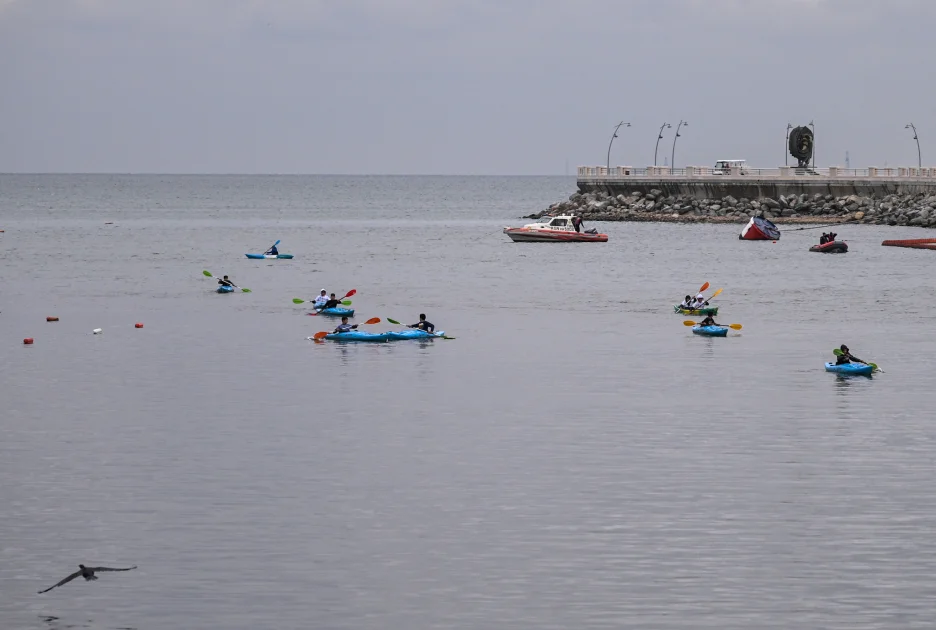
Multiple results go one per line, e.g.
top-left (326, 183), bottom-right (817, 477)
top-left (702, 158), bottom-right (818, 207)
top-left (410, 320), bottom-right (435, 333)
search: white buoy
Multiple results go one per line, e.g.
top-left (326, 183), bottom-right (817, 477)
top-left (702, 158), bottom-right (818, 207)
top-left (92, 328), bottom-right (103, 334)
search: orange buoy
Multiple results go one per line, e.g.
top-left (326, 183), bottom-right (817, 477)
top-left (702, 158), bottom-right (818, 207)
top-left (135, 322), bottom-right (144, 328)
top-left (23, 338), bottom-right (34, 344)
top-left (46, 316), bottom-right (59, 322)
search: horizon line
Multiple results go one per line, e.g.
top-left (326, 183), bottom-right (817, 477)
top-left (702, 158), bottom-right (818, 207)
top-left (0, 172), bottom-right (576, 177)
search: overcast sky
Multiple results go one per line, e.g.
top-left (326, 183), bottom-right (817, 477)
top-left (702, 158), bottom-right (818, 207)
top-left (0, 0), bottom-right (932, 174)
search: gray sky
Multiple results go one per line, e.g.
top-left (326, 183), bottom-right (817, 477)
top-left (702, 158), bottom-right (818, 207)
top-left (1, 0), bottom-right (932, 174)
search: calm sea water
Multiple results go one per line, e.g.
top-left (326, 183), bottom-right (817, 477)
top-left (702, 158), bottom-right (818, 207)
top-left (2, 175), bottom-right (935, 630)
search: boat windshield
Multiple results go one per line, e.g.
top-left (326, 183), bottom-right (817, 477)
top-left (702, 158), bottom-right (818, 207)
top-left (548, 218), bottom-right (569, 226)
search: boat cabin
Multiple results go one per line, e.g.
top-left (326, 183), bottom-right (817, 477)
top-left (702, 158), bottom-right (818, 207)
top-left (712, 159), bottom-right (749, 175)
top-left (526, 215), bottom-right (579, 230)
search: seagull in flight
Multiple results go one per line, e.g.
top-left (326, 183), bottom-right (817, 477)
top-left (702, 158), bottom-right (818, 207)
top-left (38, 564), bottom-right (137, 593)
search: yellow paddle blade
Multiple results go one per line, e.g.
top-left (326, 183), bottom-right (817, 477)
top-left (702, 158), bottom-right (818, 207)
top-left (683, 320), bottom-right (697, 326)
top-left (707, 288), bottom-right (723, 300)
top-left (728, 323), bottom-right (742, 330)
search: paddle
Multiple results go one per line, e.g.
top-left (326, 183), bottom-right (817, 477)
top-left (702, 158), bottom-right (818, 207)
top-left (202, 270), bottom-right (251, 292)
top-left (683, 320), bottom-right (742, 330)
top-left (293, 289), bottom-right (356, 305)
top-left (265, 239), bottom-right (281, 254)
top-left (386, 318), bottom-right (455, 339)
top-left (699, 281), bottom-right (710, 293)
top-left (833, 348), bottom-right (880, 372)
top-left (293, 298), bottom-right (352, 305)
top-left (312, 317), bottom-right (381, 340)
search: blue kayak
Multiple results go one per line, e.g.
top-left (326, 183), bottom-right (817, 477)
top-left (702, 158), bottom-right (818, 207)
top-left (217, 285), bottom-right (235, 293)
top-left (309, 307), bottom-right (355, 317)
top-left (691, 325), bottom-right (728, 337)
top-left (321, 329), bottom-right (445, 342)
top-left (825, 362), bottom-right (873, 376)
top-left (245, 253), bottom-right (294, 259)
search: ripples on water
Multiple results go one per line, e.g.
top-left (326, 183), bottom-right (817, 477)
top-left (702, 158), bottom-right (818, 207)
top-left (1, 175), bottom-right (935, 629)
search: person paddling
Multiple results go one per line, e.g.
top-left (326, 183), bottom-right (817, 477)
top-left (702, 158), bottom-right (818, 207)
top-left (218, 275), bottom-right (237, 288)
top-left (319, 293), bottom-right (341, 310)
top-left (835, 344), bottom-right (865, 365)
top-left (698, 315), bottom-right (720, 327)
top-left (266, 244), bottom-right (279, 255)
top-left (313, 290), bottom-right (329, 308)
top-left (680, 295), bottom-right (694, 309)
top-left (409, 313), bottom-right (435, 333)
top-left (691, 293), bottom-right (709, 309)
top-left (333, 316), bottom-right (358, 334)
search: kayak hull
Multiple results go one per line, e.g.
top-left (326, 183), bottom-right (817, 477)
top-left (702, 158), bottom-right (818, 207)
top-left (674, 305), bottom-right (719, 316)
top-left (824, 362), bottom-right (873, 376)
top-left (320, 330), bottom-right (445, 342)
top-left (245, 253), bottom-right (294, 259)
top-left (691, 325), bottom-right (728, 337)
top-left (739, 216), bottom-right (781, 240)
top-left (809, 241), bottom-right (848, 253)
top-left (309, 307), bottom-right (355, 317)
top-left (217, 285), bottom-right (235, 293)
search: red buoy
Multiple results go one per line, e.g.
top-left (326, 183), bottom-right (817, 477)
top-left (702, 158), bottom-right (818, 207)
top-left (23, 338), bottom-right (34, 344)
top-left (46, 316), bottom-right (59, 322)
top-left (135, 322), bottom-right (144, 328)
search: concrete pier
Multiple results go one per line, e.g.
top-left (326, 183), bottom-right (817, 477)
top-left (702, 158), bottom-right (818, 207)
top-left (577, 165), bottom-right (936, 199)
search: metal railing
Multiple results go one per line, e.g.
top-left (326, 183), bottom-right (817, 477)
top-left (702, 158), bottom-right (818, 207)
top-left (577, 166), bottom-right (936, 179)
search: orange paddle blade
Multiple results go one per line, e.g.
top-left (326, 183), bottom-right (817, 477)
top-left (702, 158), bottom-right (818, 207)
top-left (363, 317), bottom-right (380, 325)
top-left (313, 331), bottom-right (328, 339)
top-left (699, 281), bottom-right (709, 293)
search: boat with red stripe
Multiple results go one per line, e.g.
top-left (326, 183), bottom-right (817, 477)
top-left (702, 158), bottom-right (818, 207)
top-left (503, 215), bottom-right (608, 243)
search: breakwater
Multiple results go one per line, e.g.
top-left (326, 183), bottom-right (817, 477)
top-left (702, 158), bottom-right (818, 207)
top-left (529, 189), bottom-right (936, 228)
top-left (528, 165), bottom-right (936, 227)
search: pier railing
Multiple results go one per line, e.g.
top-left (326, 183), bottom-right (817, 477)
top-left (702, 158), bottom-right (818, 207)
top-left (578, 166), bottom-right (936, 179)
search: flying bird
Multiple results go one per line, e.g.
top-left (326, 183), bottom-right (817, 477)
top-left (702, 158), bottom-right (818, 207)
top-left (38, 564), bottom-right (137, 594)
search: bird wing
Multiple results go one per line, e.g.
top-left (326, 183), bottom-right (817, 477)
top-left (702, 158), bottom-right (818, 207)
top-left (38, 570), bottom-right (82, 593)
top-left (88, 565), bottom-right (137, 572)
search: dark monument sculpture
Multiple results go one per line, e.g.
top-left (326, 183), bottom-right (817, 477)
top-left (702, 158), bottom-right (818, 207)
top-left (788, 126), bottom-right (814, 168)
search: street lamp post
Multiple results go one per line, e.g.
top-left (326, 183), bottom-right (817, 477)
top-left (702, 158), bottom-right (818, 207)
top-left (607, 121), bottom-right (631, 171)
top-left (808, 120), bottom-right (815, 169)
top-left (906, 123), bottom-right (922, 168)
top-left (670, 120), bottom-right (687, 170)
top-left (654, 122), bottom-right (671, 167)
top-left (785, 123), bottom-right (792, 166)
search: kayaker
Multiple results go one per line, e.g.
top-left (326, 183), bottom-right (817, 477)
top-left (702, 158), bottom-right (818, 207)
top-left (266, 244), bottom-right (279, 255)
top-left (679, 295), bottom-right (693, 309)
top-left (835, 344), bottom-right (865, 365)
top-left (572, 215), bottom-right (584, 233)
top-left (218, 275), bottom-right (237, 288)
top-left (691, 293), bottom-right (708, 308)
top-left (409, 314), bottom-right (435, 333)
top-left (698, 315), bottom-right (720, 327)
top-left (320, 293), bottom-right (341, 310)
top-left (333, 317), bottom-right (358, 334)
top-left (313, 290), bottom-right (329, 308)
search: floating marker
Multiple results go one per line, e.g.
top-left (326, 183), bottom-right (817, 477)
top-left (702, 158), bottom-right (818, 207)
top-left (23, 337), bottom-right (34, 344)
top-left (135, 322), bottom-right (144, 328)
top-left (92, 328), bottom-right (103, 334)
top-left (46, 316), bottom-right (59, 322)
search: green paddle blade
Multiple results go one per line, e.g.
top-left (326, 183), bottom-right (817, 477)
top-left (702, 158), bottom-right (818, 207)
top-left (203, 270), bottom-right (212, 277)
top-left (340, 300), bottom-right (352, 305)
top-left (241, 288), bottom-right (251, 293)
top-left (387, 318), bottom-right (402, 325)
top-left (833, 348), bottom-right (843, 355)
top-left (292, 298), bottom-right (304, 304)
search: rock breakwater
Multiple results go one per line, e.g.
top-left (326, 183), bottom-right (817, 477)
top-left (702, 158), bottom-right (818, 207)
top-left (527, 190), bottom-right (936, 227)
